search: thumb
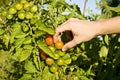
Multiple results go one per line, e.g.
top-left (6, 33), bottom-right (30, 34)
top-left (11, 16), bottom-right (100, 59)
top-left (62, 39), bottom-right (78, 51)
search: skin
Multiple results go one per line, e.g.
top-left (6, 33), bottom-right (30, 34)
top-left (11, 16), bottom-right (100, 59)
top-left (54, 16), bottom-right (120, 51)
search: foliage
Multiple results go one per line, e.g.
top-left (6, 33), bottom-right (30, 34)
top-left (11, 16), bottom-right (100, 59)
top-left (0, 0), bottom-right (120, 80)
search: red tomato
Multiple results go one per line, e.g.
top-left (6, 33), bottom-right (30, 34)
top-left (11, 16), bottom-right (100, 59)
top-left (40, 52), bottom-right (48, 60)
top-left (45, 36), bottom-right (54, 45)
top-left (55, 41), bottom-right (64, 49)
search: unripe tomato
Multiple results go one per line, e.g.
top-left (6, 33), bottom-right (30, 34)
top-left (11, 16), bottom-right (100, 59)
top-left (58, 50), bottom-right (65, 56)
top-left (55, 41), bottom-right (64, 49)
top-left (57, 58), bottom-right (64, 66)
top-left (15, 3), bottom-right (23, 10)
top-left (46, 58), bottom-right (54, 65)
top-left (24, 2), bottom-right (30, 10)
top-left (54, 53), bottom-right (60, 60)
top-left (45, 36), bottom-right (54, 46)
top-left (2, 11), bottom-right (7, 16)
top-left (18, 12), bottom-right (25, 20)
top-left (30, 5), bottom-right (37, 13)
top-left (50, 65), bottom-right (58, 73)
top-left (40, 52), bottom-right (48, 60)
top-left (7, 14), bottom-right (13, 19)
top-left (25, 12), bottom-right (33, 19)
top-left (9, 8), bottom-right (17, 14)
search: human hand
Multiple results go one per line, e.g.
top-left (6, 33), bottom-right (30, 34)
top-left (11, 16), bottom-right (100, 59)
top-left (54, 18), bottom-right (99, 51)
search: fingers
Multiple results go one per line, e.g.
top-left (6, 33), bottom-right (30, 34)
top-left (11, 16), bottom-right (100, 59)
top-left (62, 39), bottom-right (81, 51)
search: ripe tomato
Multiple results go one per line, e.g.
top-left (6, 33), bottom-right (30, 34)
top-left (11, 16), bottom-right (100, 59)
top-left (55, 41), bottom-right (64, 49)
top-left (50, 65), bottom-right (58, 73)
top-left (30, 5), bottom-right (37, 13)
top-left (7, 14), bottom-right (13, 19)
top-left (57, 58), bottom-right (64, 66)
top-left (9, 8), bottom-right (17, 14)
top-left (40, 52), bottom-right (48, 60)
top-left (18, 12), bottom-right (25, 20)
top-left (46, 58), bottom-right (54, 65)
top-left (45, 37), bottom-right (53, 46)
top-left (15, 3), bottom-right (23, 10)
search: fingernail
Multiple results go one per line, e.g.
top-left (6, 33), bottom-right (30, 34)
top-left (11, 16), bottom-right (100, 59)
top-left (62, 48), bottom-right (66, 51)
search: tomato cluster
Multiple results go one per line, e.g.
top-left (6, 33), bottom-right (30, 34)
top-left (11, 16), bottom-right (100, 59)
top-left (39, 35), bottom-right (72, 73)
top-left (2, 0), bottom-right (38, 20)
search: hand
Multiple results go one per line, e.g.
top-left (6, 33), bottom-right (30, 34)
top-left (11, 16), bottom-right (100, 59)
top-left (54, 18), bottom-right (99, 51)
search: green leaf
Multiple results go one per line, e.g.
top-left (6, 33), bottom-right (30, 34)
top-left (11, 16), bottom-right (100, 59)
top-left (19, 74), bottom-right (32, 80)
top-left (13, 48), bottom-right (32, 62)
top-left (104, 35), bottom-right (109, 45)
top-left (42, 66), bottom-right (56, 80)
top-left (24, 61), bottom-right (37, 73)
top-left (0, 29), bottom-right (5, 35)
top-left (34, 30), bottom-right (46, 37)
top-left (36, 20), bottom-right (55, 35)
top-left (37, 40), bottom-right (55, 58)
top-left (14, 38), bottom-right (25, 48)
top-left (99, 46), bottom-right (108, 58)
top-left (109, 7), bottom-right (120, 12)
top-left (14, 32), bottom-right (26, 38)
top-left (23, 36), bottom-right (32, 44)
top-left (23, 44), bottom-right (33, 50)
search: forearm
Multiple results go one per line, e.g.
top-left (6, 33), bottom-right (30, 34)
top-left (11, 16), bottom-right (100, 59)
top-left (96, 16), bottom-right (120, 35)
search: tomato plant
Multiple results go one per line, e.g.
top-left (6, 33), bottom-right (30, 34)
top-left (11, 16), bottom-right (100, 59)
top-left (0, 0), bottom-right (120, 80)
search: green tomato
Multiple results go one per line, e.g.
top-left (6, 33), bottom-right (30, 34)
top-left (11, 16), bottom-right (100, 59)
top-left (15, 3), bottom-right (23, 10)
top-left (9, 8), bottom-right (17, 14)
top-left (2, 11), bottom-right (7, 16)
top-left (30, 5), bottom-right (37, 13)
top-left (54, 53), bottom-right (60, 60)
top-left (64, 58), bottom-right (72, 65)
top-left (58, 50), bottom-right (65, 56)
top-left (72, 55), bottom-right (78, 61)
top-left (50, 65), bottom-right (58, 73)
top-left (25, 12), bottom-right (33, 19)
top-left (18, 12), bottom-right (25, 19)
top-left (57, 58), bottom-right (64, 66)
top-left (7, 14), bottom-right (13, 19)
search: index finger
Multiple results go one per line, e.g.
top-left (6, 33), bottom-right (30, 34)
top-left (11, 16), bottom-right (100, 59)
top-left (54, 25), bottom-right (71, 42)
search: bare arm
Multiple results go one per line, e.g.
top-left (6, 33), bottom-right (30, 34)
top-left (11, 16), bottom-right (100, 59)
top-left (54, 16), bottom-right (120, 51)
top-left (97, 16), bottom-right (120, 35)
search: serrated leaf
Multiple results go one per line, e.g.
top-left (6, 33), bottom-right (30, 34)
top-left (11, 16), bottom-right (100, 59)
top-left (42, 66), bottom-right (56, 80)
top-left (99, 46), bottom-right (108, 58)
top-left (24, 61), bottom-right (37, 73)
top-left (37, 40), bottom-right (55, 58)
top-left (14, 32), bottom-right (26, 38)
top-left (23, 36), bottom-right (32, 44)
top-left (13, 49), bottom-right (32, 62)
top-left (14, 38), bottom-right (25, 48)
top-left (19, 74), bottom-right (32, 80)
